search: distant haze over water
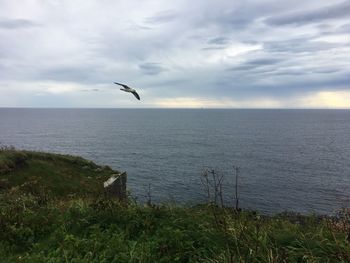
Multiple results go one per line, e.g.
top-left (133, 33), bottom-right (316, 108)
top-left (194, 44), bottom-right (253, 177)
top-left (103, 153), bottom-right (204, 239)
top-left (1, 108), bottom-right (349, 214)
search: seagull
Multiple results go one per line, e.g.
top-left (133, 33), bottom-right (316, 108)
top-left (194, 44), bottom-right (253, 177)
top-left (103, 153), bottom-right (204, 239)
top-left (114, 82), bottom-right (140, 100)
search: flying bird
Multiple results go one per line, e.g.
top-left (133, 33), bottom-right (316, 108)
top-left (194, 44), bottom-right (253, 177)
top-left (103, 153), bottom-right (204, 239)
top-left (114, 82), bottom-right (140, 100)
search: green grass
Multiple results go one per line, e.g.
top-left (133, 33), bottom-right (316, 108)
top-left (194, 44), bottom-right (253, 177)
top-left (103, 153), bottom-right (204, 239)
top-left (0, 147), bottom-right (113, 197)
top-left (0, 146), bottom-right (28, 174)
top-left (0, 148), bottom-right (349, 262)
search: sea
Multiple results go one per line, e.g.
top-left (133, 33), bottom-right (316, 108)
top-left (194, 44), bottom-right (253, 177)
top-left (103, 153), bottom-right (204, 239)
top-left (1, 108), bottom-right (349, 215)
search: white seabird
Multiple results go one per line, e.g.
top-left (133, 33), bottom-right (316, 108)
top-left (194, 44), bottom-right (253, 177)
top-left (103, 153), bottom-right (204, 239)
top-left (114, 82), bottom-right (140, 100)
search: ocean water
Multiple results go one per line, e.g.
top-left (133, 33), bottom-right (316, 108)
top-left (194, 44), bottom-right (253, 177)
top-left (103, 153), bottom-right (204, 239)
top-left (0, 108), bottom-right (349, 214)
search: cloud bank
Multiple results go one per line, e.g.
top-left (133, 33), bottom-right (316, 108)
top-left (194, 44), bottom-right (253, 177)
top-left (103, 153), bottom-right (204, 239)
top-left (0, 0), bottom-right (349, 108)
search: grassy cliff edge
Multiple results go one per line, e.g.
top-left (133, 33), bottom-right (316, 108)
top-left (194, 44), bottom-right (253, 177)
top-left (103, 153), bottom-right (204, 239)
top-left (0, 148), bottom-right (349, 262)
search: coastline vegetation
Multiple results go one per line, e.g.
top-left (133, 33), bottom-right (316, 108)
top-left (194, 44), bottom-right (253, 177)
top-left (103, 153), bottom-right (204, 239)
top-left (1, 147), bottom-right (349, 262)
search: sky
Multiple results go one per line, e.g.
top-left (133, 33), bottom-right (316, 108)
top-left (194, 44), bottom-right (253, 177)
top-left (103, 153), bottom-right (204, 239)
top-left (0, 0), bottom-right (350, 108)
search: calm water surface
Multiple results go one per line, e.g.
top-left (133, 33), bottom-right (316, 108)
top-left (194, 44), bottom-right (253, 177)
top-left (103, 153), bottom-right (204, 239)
top-left (1, 108), bottom-right (349, 214)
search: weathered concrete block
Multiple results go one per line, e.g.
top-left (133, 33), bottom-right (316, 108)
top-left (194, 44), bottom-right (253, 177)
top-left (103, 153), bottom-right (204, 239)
top-left (103, 172), bottom-right (127, 202)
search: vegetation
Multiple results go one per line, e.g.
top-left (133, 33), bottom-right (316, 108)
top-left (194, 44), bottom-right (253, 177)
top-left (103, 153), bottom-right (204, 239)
top-left (0, 146), bottom-right (112, 197)
top-left (1, 147), bottom-right (349, 262)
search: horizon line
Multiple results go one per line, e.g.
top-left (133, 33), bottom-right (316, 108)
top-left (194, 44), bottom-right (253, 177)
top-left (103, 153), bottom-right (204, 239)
top-left (1, 107), bottom-right (350, 110)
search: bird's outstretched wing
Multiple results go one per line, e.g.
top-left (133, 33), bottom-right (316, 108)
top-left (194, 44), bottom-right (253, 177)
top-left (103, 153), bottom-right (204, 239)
top-left (114, 82), bottom-right (130, 89)
top-left (114, 82), bottom-right (140, 100)
top-left (131, 91), bottom-right (140, 100)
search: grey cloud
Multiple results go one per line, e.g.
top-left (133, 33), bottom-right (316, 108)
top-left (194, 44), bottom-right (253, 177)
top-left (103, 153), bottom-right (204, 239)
top-left (190, 1), bottom-right (308, 32)
top-left (263, 37), bottom-right (343, 54)
top-left (227, 58), bottom-right (283, 71)
top-left (41, 67), bottom-right (92, 82)
top-left (245, 58), bottom-right (283, 66)
top-left (0, 18), bottom-right (37, 29)
top-left (283, 73), bottom-right (350, 92)
top-left (207, 37), bottom-right (229, 45)
top-left (128, 24), bottom-right (153, 31)
top-left (201, 46), bottom-right (226, 51)
top-left (336, 22), bottom-right (350, 33)
top-left (227, 65), bottom-right (258, 71)
top-left (270, 67), bottom-right (340, 76)
top-left (220, 15), bottom-right (253, 29)
top-left (256, 67), bottom-right (341, 77)
top-left (265, 1), bottom-right (350, 26)
top-left (81, 88), bottom-right (99, 92)
top-left (147, 78), bottom-right (189, 90)
top-left (144, 10), bottom-right (177, 24)
top-left (197, 10), bottom-right (253, 30)
top-left (1, 0), bottom-right (350, 108)
top-left (38, 65), bottom-right (114, 84)
top-left (312, 68), bottom-right (341, 74)
top-left (139, 63), bottom-right (166, 75)
top-left (272, 70), bottom-right (307, 76)
top-left (206, 71), bottom-right (350, 101)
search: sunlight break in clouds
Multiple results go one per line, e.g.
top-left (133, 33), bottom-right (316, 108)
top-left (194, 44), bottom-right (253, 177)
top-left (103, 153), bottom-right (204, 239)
top-left (155, 90), bottom-right (350, 109)
top-left (312, 34), bottom-right (350, 44)
top-left (206, 43), bottom-right (263, 64)
top-left (153, 97), bottom-right (283, 108)
top-left (300, 91), bottom-right (350, 108)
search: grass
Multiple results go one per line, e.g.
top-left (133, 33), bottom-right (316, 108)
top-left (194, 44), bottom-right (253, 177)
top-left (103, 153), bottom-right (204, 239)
top-left (0, 146), bottom-right (113, 197)
top-left (0, 148), bottom-right (349, 262)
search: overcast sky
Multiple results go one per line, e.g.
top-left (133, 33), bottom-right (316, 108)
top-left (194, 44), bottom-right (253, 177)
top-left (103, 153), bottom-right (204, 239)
top-left (1, 0), bottom-right (350, 108)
